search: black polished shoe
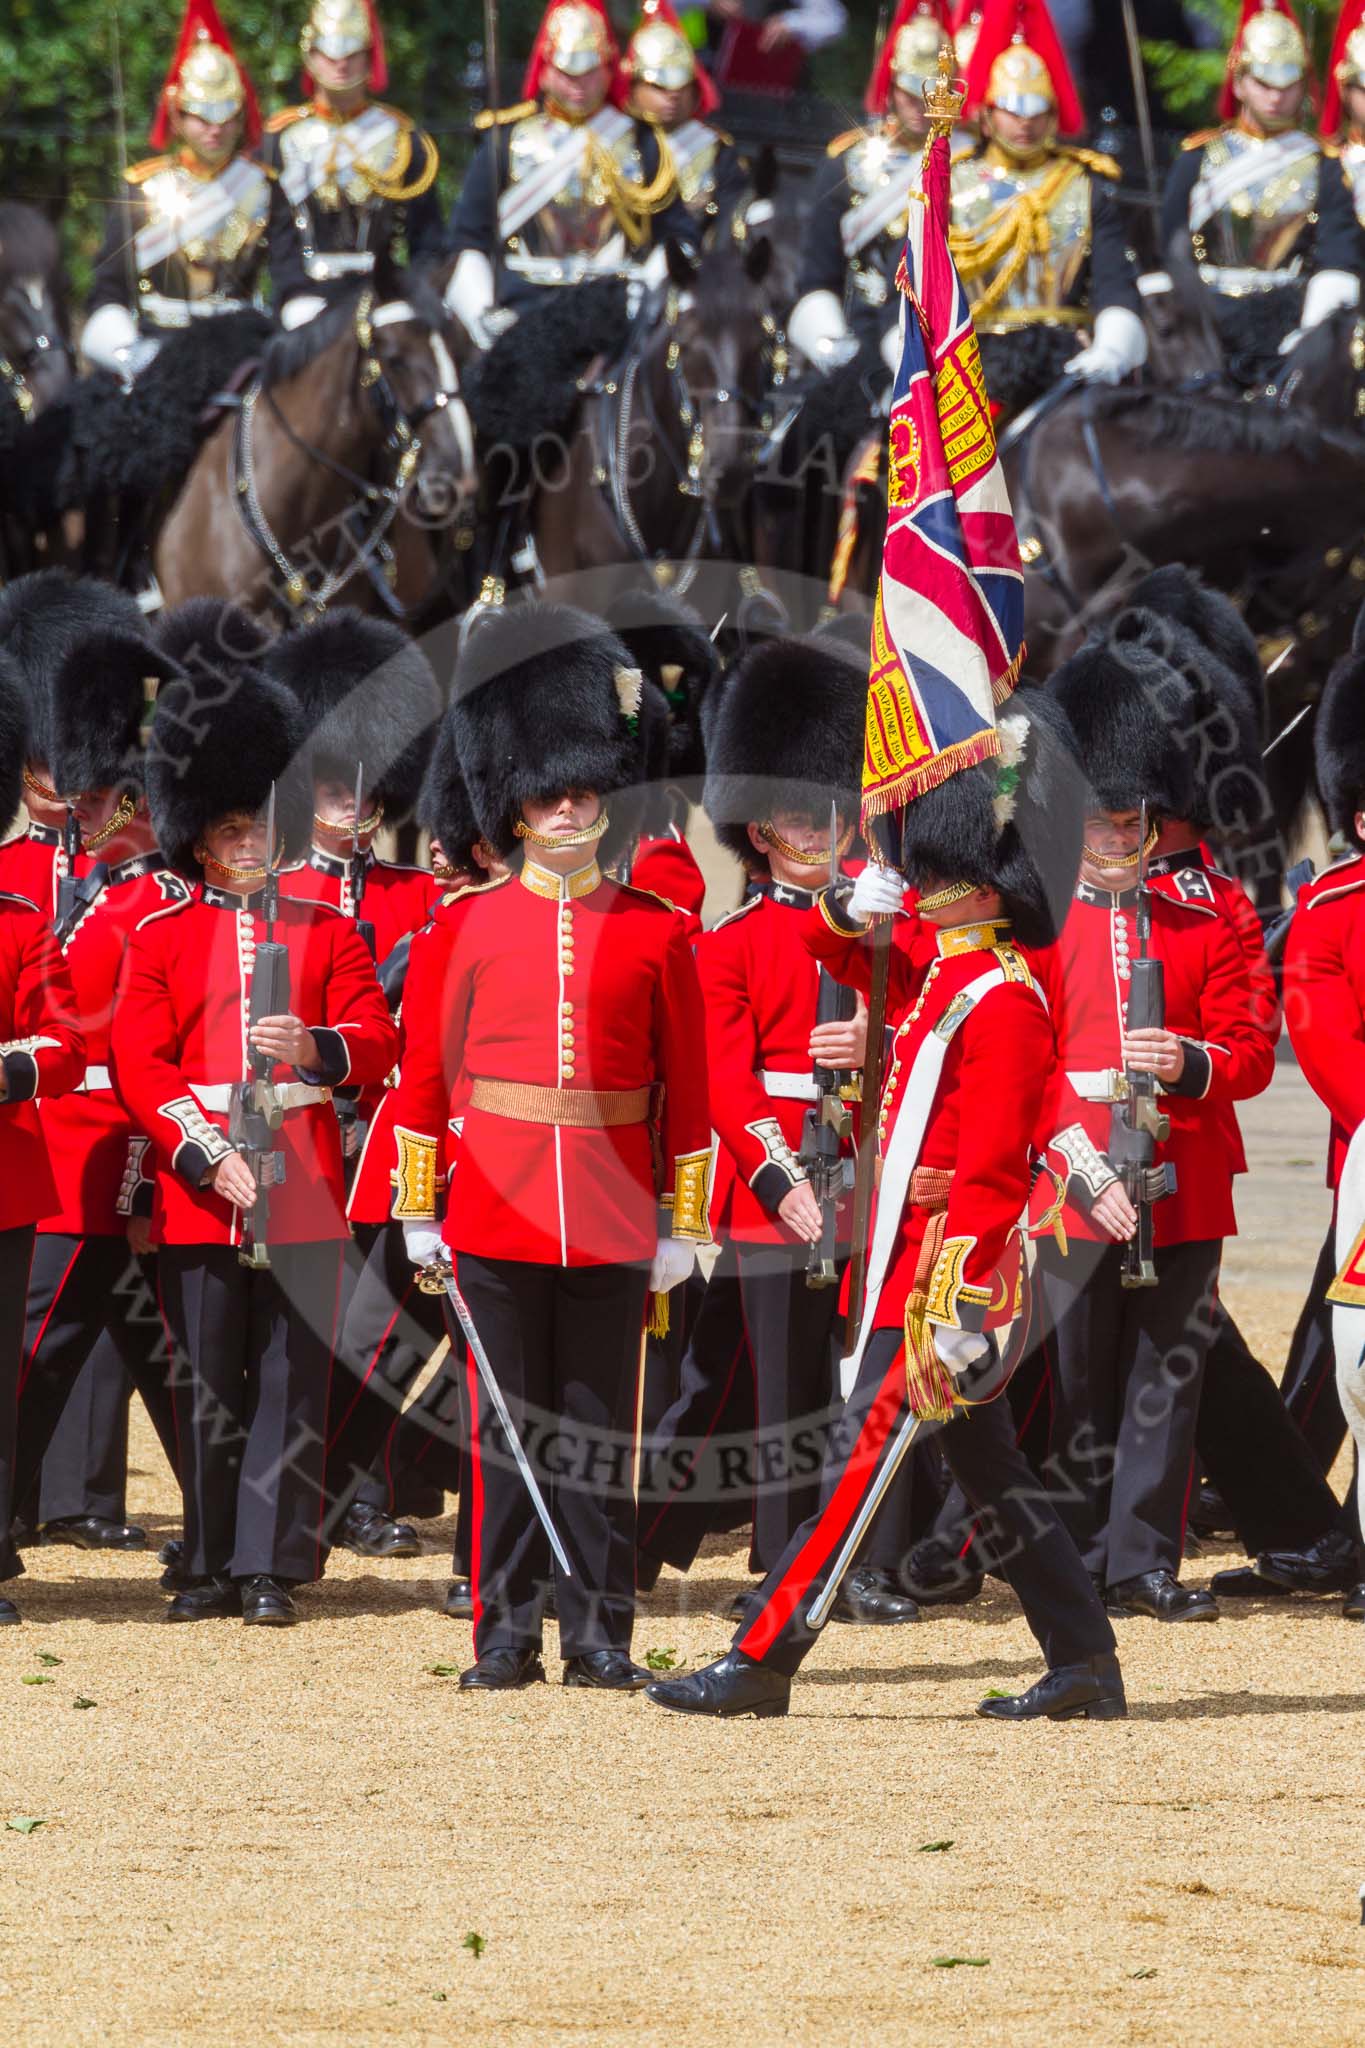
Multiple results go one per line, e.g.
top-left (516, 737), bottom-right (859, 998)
top-left (1106, 1569), bottom-right (1218, 1622)
top-left (1255, 1528), bottom-right (1359, 1595)
top-left (42, 1514), bottom-right (147, 1551)
top-left (0, 1597), bottom-right (19, 1625)
top-left (1209, 1564), bottom-right (1282, 1599)
top-left (1187, 1483), bottom-right (1233, 1538)
top-left (239, 1575), bottom-right (297, 1627)
top-left (977, 1653), bottom-right (1127, 1722)
top-left (830, 1566), bottom-right (920, 1625)
top-left (902, 1541), bottom-right (985, 1607)
top-left (165, 1575), bottom-right (241, 1622)
top-left (159, 1540), bottom-right (192, 1593)
top-left (563, 1650), bottom-right (652, 1691)
top-left (338, 1502), bottom-right (421, 1559)
top-left (1343, 1583), bottom-right (1365, 1622)
top-left (444, 1577), bottom-right (474, 1620)
top-left (647, 1651), bottom-right (790, 1719)
top-left (458, 1648), bottom-right (546, 1691)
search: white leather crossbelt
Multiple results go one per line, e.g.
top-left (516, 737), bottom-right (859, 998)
top-left (189, 1082), bottom-right (331, 1113)
top-left (1068, 1069), bottom-right (1129, 1103)
top-left (73, 1064), bottom-right (113, 1093)
top-left (759, 1070), bottom-right (820, 1102)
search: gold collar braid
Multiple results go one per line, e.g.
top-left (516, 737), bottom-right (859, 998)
top-left (948, 154), bottom-right (1084, 323)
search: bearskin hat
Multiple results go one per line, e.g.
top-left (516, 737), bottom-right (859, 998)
top-left (899, 688), bottom-right (1086, 947)
top-left (0, 649), bottom-right (29, 840)
top-left (603, 588), bottom-right (718, 781)
top-left (451, 602), bottom-right (647, 863)
top-left (0, 570), bottom-right (146, 773)
top-left (1046, 633), bottom-right (1197, 821)
top-left (261, 610), bottom-right (442, 824)
top-left (418, 703), bottom-right (484, 871)
top-left (702, 633), bottom-right (865, 867)
top-left (1109, 596), bottom-right (1269, 843)
top-left (1127, 565), bottom-right (1265, 740)
top-left (148, 599), bottom-right (312, 879)
top-left (49, 628), bottom-right (184, 800)
top-left (1314, 602), bottom-right (1365, 846)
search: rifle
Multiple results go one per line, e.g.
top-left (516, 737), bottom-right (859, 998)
top-left (798, 802), bottom-right (856, 1288)
top-left (349, 759), bottom-right (376, 962)
top-left (56, 802), bottom-right (81, 931)
top-left (229, 785), bottom-right (291, 1271)
top-left (1110, 800), bottom-right (1176, 1288)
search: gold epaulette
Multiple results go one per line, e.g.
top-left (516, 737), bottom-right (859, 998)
top-left (124, 156), bottom-right (171, 187)
top-left (1060, 144), bottom-right (1122, 182)
top-left (615, 880), bottom-right (678, 913)
top-left (440, 872), bottom-right (512, 909)
top-left (265, 104), bottom-right (309, 134)
top-left (474, 98), bottom-right (536, 130)
top-left (826, 126), bottom-right (869, 159)
top-left (1181, 128), bottom-right (1220, 153)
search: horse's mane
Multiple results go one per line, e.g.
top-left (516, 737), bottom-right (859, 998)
top-left (1091, 386), bottom-right (1324, 461)
top-left (0, 202), bottom-right (60, 280)
top-left (258, 275), bottom-right (450, 389)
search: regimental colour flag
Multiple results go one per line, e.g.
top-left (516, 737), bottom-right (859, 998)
top-left (861, 125), bottom-right (1025, 823)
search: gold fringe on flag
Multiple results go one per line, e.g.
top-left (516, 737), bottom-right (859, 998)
top-left (861, 726), bottom-right (1003, 823)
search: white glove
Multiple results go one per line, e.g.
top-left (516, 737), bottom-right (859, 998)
top-left (280, 293), bottom-right (328, 331)
top-left (933, 1324), bottom-right (989, 1370)
top-left (444, 249), bottom-right (497, 351)
top-left (1063, 304), bottom-right (1148, 385)
top-left (1280, 267), bottom-right (1360, 353)
top-left (879, 320), bottom-right (901, 375)
top-left (848, 865), bottom-right (908, 922)
top-left (402, 1220), bottom-right (446, 1272)
top-left (648, 1236), bottom-right (696, 1294)
top-left (80, 301), bottom-right (139, 375)
top-left (789, 288), bottom-right (858, 373)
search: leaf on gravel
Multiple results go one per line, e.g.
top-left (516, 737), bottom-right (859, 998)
top-left (6, 1817), bottom-right (47, 1835)
top-left (918, 1840), bottom-right (955, 1853)
top-left (427, 1663), bottom-right (461, 1678)
top-left (20, 1675), bottom-right (53, 1686)
top-left (431, 1992), bottom-right (448, 2002)
top-left (34, 1652), bottom-right (61, 1667)
top-left (72, 1697), bottom-right (97, 1711)
top-left (981, 1688), bottom-right (1012, 1699)
top-left (1129, 1967), bottom-right (1158, 1980)
top-left (931, 1956), bottom-right (989, 1969)
top-left (644, 1647), bottom-right (678, 1671)
top-left (462, 1931), bottom-right (486, 1960)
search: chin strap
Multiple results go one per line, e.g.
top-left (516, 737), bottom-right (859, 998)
top-left (513, 810), bottom-right (610, 851)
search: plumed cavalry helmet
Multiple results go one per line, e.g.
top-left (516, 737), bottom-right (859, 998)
top-left (1045, 633), bottom-right (1197, 824)
top-left (618, 1), bottom-right (719, 117)
top-left (702, 632), bottom-right (865, 870)
top-left (261, 609), bottom-right (442, 826)
top-left (152, 0), bottom-right (261, 152)
top-left (864, 0), bottom-right (951, 117)
top-left (301, 0), bottom-right (389, 93)
top-left (149, 599), bottom-right (313, 879)
top-left (1323, 0), bottom-right (1365, 138)
top-left (524, 0), bottom-right (618, 96)
top-left (1220, 2), bottom-right (1308, 123)
top-left (961, 0), bottom-right (1085, 138)
top-left (451, 602), bottom-right (647, 865)
top-left (0, 570), bottom-right (147, 784)
top-left (1314, 603), bottom-right (1365, 849)
top-left (952, 2), bottom-right (984, 72)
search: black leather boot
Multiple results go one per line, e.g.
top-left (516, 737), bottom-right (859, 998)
top-left (646, 1652), bottom-right (791, 1719)
top-left (977, 1653), bottom-right (1127, 1721)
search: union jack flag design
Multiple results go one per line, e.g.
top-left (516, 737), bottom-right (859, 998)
top-left (861, 128), bottom-right (1024, 823)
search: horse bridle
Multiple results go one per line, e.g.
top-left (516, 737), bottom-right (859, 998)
top-left (231, 290), bottom-right (456, 620)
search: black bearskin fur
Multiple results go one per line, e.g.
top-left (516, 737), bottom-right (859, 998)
top-left (0, 570), bottom-right (146, 767)
top-left (1315, 631), bottom-right (1365, 848)
top-left (978, 325), bottom-right (1081, 421)
top-left (262, 610), bottom-right (441, 823)
top-left (50, 627), bottom-right (182, 798)
top-left (702, 633), bottom-right (865, 866)
top-left (419, 705), bottom-right (484, 870)
top-left (604, 588), bottom-right (718, 783)
top-left (463, 281), bottom-right (630, 449)
top-left (1126, 564), bottom-right (1265, 735)
top-left (1047, 633), bottom-right (1198, 821)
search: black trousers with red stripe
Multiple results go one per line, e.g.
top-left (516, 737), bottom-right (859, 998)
top-left (457, 1251), bottom-right (648, 1660)
top-left (0, 1225), bottom-right (37, 1581)
top-left (19, 1235), bottom-right (179, 1530)
top-left (158, 1242), bottom-right (342, 1584)
top-left (733, 1326), bottom-right (1115, 1679)
top-left (1280, 1227), bottom-right (1348, 1475)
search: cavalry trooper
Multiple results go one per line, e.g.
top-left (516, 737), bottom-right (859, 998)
top-left (648, 696), bottom-right (1128, 1723)
top-left (1039, 634), bottom-right (1276, 1625)
top-left (614, 0), bottom-right (749, 239)
top-left (13, 595), bottom-right (192, 1564)
top-left (446, 0), bottom-right (696, 347)
top-left (262, 608), bottom-right (442, 1559)
top-left (952, 0), bottom-right (1146, 413)
top-left (83, 0), bottom-right (270, 380)
top-left (109, 601), bottom-right (397, 1626)
top-left (1284, 627), bottom-right (1365, 1624)
top-left (952, 2), bottom-right (983, 71)
top-left (391, 602), bottom-right (712, 1694)
top-left (0, 653), bottom-right (87, 1626)
top-left (263, 0), bottom-right (445, 330)
top-left (789, 1), bottom-right (953, 377)
top-left (1322, 2), bottom-right (1365, 227)
top-left (1158, 1), bottom-right (1363, 375)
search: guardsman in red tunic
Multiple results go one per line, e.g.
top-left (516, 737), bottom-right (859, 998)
top-left (649, 695), bottom-right (1126, 1720)
top-left (110, 608), bottom-right (397, 1625)
top-left (1038, 636), bottom-right (1276, 1624)
top-left (262, 608), bottom-right (443, 1558)
top-left (391, 603), bottom-right (712, 1692)
top-left (0, 653), bottom-right (87, 1622)
top-left (14, 602), bottom-right (191, 1562)
top-left (1284, 629), bottom-right (1365, 1622)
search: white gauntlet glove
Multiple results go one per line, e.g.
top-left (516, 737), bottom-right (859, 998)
top-left (649, 1236), bottom-right (696, 1294)
top-left (933, 1325), bottom-right (989, 1370)
top-left (1063, 305), bottom-right (1148, 385)
top-left (402, 1220), bottom-right (446, 1272)
top-left (848, 865), bottom-right (909, 922)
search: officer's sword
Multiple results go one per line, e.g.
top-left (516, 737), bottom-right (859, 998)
top-left (438, 1266), bottom-right (574, 1578)
top-left (804, 1411), bottom-right (924, 1628)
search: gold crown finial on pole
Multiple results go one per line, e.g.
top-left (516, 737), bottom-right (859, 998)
top-left (923, 44), bottom-right (966, 140)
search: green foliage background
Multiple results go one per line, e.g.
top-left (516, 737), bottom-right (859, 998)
top-left (0, 0), bottom-right (873, 296)
top-left (1145, 1), bottom-right (1345, 124)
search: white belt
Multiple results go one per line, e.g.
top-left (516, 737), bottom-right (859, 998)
top-left (304, 251), bottom-right (376, 281)
top-left (506, 252), bottom-right (635, 286)
top-left (759, 1070), bottom-right (820, 1103)
top-left (1198, 263), bottom-right (1300, 297)
top-left (74, 1063), bottom-right (113, 1093)
top-left (1068, 1069), bottom-right (1128, 1104)
top-left (141, 291), bottom-right (251, 328)
top-left (189, 1082), bottom-right (331, 1114)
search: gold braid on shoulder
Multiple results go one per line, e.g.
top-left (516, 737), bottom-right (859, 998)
top-left (591, 121), bottom-right (679, 248)
top-left (361, 125), bottom-right (441, 204)
top-left (947, 158), bottom-right (1084, 323)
